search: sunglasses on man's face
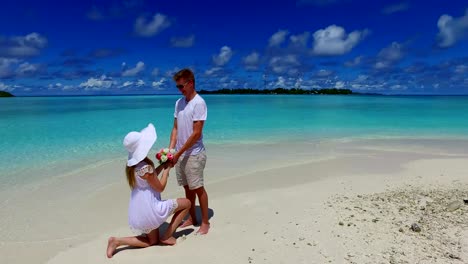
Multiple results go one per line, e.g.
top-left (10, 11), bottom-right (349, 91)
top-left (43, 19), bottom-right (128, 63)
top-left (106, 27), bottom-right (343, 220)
top-left (176, 81), bottom-right (190, 89)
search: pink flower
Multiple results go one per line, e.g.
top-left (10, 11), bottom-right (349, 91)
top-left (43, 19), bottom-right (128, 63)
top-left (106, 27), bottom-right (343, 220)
top-left (155, 148), bottom-right (176, 164)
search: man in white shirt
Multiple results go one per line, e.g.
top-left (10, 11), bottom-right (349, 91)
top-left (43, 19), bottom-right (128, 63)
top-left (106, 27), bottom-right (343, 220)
top-left (169, 68), bottom-right (210, 235)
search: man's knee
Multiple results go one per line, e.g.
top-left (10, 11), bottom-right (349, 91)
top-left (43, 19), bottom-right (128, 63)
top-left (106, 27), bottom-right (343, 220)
top-left (184, 185), bottom-right (196, 198)
top-left (193, 186), bottom-right (206, 196)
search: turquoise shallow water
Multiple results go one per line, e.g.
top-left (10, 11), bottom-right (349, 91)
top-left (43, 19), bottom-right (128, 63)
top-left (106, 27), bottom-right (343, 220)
top-left (1, 94), bottom-right (468, 187)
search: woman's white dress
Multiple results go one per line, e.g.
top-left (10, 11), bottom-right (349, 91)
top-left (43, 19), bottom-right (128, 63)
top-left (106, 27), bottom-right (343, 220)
top-left (128, 161), bottom-right (178, 234)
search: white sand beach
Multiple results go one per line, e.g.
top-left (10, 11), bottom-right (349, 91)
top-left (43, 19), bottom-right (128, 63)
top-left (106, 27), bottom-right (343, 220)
top-left (1, 139), bottom-right (468, 264)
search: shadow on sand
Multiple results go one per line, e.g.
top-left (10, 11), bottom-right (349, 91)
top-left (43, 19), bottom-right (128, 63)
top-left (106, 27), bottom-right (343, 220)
top-left (113, 206), bottom-right (214, 256)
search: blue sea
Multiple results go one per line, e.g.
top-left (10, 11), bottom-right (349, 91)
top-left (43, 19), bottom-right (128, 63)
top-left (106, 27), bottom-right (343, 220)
top-left (1, 94), bottom-right (468, 189)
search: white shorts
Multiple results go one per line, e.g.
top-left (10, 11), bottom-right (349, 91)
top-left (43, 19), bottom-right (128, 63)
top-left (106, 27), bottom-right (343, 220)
top-left (175, 151), bottom-right (207, 190)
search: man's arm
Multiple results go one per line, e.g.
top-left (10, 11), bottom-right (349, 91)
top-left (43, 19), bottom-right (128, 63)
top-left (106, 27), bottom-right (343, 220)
top-left (172, 120), bottom-right (204, 164)
top-left (169, 118), bottom-right (178, 149)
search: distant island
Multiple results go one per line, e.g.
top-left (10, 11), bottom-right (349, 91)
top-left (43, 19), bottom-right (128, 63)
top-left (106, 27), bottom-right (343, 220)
top-left (199, 88), bottom-right (357, 95)
top-left (0, 91), bottom-right (14, 97)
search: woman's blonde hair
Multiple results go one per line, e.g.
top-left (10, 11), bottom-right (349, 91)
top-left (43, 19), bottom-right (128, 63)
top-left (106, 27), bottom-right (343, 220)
top-left (126, 157), bottom-right (155, 189)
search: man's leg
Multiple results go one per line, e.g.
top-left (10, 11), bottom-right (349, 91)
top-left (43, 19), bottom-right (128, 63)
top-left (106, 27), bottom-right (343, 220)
top-left (179, 185), bottom-right (198, 227)
top-left (194, 186), bottom-right (210, 234)
top-left (176, 157), bottom-right (197, 228)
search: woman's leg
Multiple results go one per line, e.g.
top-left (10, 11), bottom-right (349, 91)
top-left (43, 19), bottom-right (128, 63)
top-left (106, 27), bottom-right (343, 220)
top-left (160, 198), bottom-right (191, 245)
top-left (106, 228), bottom-right (159, 258)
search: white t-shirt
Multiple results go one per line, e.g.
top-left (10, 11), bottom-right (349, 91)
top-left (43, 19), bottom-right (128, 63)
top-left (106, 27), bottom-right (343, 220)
top-left (174, 94), bottom-right (207, 155)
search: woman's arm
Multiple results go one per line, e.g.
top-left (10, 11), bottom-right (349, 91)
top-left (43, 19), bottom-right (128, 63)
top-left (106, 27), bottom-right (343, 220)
top-left (142, 163), bottom-right (171, 193)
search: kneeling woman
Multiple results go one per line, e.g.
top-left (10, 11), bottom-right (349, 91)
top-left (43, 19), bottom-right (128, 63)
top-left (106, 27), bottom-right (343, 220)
top-left (107, 123), bottom-right (190, 258)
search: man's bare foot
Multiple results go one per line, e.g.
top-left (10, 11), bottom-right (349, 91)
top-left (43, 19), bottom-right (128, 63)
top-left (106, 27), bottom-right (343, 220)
top-left (160, 236), bottom-right (177, 245)
top-left (179, 218), bottom-right (195, 228)
top-left (196, 223), bottom-right (210, 235)
top-left (106, 237), bottom-right (118, 258)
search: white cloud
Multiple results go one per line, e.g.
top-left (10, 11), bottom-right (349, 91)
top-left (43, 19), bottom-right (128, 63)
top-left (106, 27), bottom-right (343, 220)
top-left (62, 85), bottom-right (74, 91)
top-left (205, 67), bottom-right (223, 76)
top-left (390, 84), bottom-right (407, 90)
top-left (349, 75), bottom-right (387, 91)
top-left (0, 82), bottom-right (13, 91)
top-left (295, 77), bottom-right (303, 88)
top-left (345, 56), bottom-right (363, 67)
top-left (242, 52), bottom-right (260, 70)
top-left (351, 82), bottom-right (386, 91)
top-left (48, 83), bottom-right (73, 91)
top-left (269, 30), bottom-right (289, 47)
top-left (315, 69), bottom-right (334, 77)
top-left (16, 62), bottom-right (41, 76)
top-left (455, 65), bottom-right (467, 74)
top-left (121, 79), bottom-right (145, 88)
top-left (378, 42), bottom-right (404, 61)
top-left (122, 61), bottom-right (145, 77)
top-left (221, 79), bottom-right (239, 88)
top-left (335, 81), bottom-right (345, 88)
top-left (269, 55), bottom-right (300, 74)
top-left (381, 2), bottom-right (409, 15)
top-left (274, 76), bottom-right (287, 87)
top-left (23, 33), bottom-right (48, 48)
top-left (288, 68), bottom-right (301, 76)
top-left (136, 79), bottom-right (145, 87)
top-left (0, 32), bottom-right (48, 58)
top-left (355, 74), bottom-right (368, 82)
top-left (311, 25), bottom-right (368, 56)
top-left (289, 32), bottom-right (310, 49)
top-left (79, 75), bottom-right (115, 90)
top-left (374, 42), bottom-right (404, 70)
top-left (212, 46), bottom-right (232, 66)
top-left (122, 81), bottom-right (133, 87)
top-left (170, 35), bottom-right (195, 48)
top-left (0, 59), bottom-right (43, 78)
top-left (152, 78), bottom-right (167, 89)
top-left (0, 58), bottom-right (19, 78)
top-left (437, 9), bottom-right (468, 47)
top-left (134, 13), bottom-right (171, 37)
top-left (374, 61), bottom-right (391, 70)
top-left (165, 67), bottom-right (181, 78)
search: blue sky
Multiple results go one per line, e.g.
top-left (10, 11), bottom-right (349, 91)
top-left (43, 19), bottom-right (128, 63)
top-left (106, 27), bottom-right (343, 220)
top-left (0, 0), bottom-right (467, 95)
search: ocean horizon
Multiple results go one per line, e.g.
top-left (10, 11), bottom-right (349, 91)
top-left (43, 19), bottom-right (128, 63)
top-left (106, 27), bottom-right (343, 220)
top-left (2, 94), bottom-right (468, 190)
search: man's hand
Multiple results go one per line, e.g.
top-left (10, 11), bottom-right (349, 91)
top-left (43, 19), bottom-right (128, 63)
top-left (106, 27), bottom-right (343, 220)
top-left (163, 161), bottom-right (171, 169)
top-left (171, 152), bottom-right (181, 166)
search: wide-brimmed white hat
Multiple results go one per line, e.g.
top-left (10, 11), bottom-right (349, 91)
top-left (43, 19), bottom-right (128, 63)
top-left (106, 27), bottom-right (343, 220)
top-left (123, 123), bottom-right (157, 166)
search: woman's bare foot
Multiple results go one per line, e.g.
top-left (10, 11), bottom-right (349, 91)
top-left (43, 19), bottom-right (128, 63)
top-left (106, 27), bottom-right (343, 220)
top-left (160, 236), bottom-right (177, 245)
top-left (179, 218), bottom-right (195, 228)
top-left (106, 237), bottom-right (119, 258)
top-left (196, 223), bottom-right (210, 235)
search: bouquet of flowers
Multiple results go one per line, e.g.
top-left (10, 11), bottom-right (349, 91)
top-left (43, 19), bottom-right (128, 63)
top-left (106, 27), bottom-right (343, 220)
top-left (156, 148), bottom-right (176, 164)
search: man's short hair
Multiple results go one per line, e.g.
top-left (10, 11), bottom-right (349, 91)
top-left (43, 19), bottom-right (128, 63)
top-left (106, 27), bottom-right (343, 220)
top-left (173, 68), bottom-right (195, 85)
